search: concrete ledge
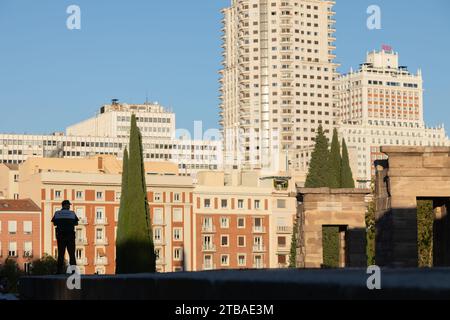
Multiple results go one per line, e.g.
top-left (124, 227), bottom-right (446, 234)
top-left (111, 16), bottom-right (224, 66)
top-left (297, 188), bottom-right (371, 195)
top-left (19, 269), bottom-right (450, 300)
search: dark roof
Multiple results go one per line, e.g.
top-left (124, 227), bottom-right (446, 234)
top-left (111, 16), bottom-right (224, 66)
top-left (3, 164), bottom-right (19, 170)
top-left (0, 199), bottom-right (41, 212)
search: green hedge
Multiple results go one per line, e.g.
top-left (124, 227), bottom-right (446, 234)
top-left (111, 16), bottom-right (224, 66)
top-left (322, 226), bottom-right (340, 268)
top-left (417, 200), bottom-right (434, 267)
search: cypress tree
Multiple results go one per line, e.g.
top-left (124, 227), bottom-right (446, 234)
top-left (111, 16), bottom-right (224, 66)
top-left (116, 148), bottom-right (129, 274)
top-left (289, 217), bottom-right (299, 268)
top-left (116, 115), bottom-right (156, 274)
top-left (340, 139), bottom-right (355, 188)
top-left (328, 128), bottom-right (341, 189)
top-left (305, 125), bottom-right (331, 188)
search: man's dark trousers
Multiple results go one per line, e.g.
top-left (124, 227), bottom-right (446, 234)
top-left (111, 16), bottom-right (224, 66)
top-left (56, 232), bottom-right (76, 274)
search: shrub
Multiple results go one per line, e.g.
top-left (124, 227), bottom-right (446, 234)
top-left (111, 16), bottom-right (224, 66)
top-left (30, 255), bottom-right (59, 276)
top-left (0, 259), bottom-right (23, 293)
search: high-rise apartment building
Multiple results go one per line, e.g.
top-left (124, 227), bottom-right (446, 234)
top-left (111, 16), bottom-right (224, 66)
top-left (220, 0), bottom-right (338, 173)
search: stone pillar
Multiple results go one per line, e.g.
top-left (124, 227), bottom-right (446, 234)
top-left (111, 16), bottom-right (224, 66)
top-left (339, 228), bottom-right (346, 268)
top-left (433, 200), bottom-right (450, 267)
top-left (390, 198), bottom-right (419, 268)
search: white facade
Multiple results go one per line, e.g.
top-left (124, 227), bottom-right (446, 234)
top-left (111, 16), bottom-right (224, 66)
top-left (67, 102), bottom-right (175, 139)
top-left (220, 0), bottom-right (338, 173)
top-left (0, 102), bottom-right (221, 176)
top-left (337, 50), bottom-right (424, 128)
top-left (336, 50), bottom-right (449, 186)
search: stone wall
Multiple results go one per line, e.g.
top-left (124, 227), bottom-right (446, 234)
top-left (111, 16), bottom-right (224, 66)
top-left (296, 188), bottom-right (370, 268)
top-left (375, 147), bottom-right (450, 267)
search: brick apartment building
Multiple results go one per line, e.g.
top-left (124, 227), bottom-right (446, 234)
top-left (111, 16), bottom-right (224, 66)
top-left (0, 199), bottom-right (41, 271)
top-left (1, 155), bottom-right (296, 274)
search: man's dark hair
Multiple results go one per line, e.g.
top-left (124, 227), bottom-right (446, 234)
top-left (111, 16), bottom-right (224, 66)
top-left (62, 200), bottom-right (71, 208)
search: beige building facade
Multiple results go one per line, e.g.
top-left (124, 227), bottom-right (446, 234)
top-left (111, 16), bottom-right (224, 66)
top-left (0, 156), bottom-right (297, 274)
top-left (0, 164), bottom-right (19, 200)
top-left (193, 171), bottom-right (296, 270)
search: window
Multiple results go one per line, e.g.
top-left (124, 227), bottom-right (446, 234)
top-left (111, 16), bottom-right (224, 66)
top-left (155, 248), bottom-right (161, 262)
top-left (24, 241), bottom-right (32, 257)
top-left (277, 199), bottom-right (286, 208)
top-left (54, 191), bottom-right (62, 199)
top-left (201, 254), bottom-right (213, 269)
top-left (96, 191), bottom-right (103, 200)
top-left (237, 217), bottom-right (245, 228)
top-left (278, 236), bottom-right (287, 247)
top-left (202, 217), bottom-right (213, 231)
top-left (173, 247), bottom-right (183, 261)
top-left (153, 208), bottom-right (163, 224)
top-left (174, 193), bottom-right (181, 202)
top-left (173, 228), bottom-right (183, 241)
top-left (115, 192), bottom-right (121, 202)
top-left (114, 207), bottom-right (119, 222)
top-left (13, 174), bottom-right (19, 182)
top-left (254, 200), bottom-right (261, 209)
top-left (220, 217), bottom-right (229, 229)
top-left (154, 193), bottom-right (162, 202)
top-left (173, 208), bottom-right (183, 222)
top-left (96, 208), bottom-right (105, 223)
top-left (75, 191), bottom-right (84, 200)
top-left (8, 221), bottom-right (17, 234)
top-left (9, 242), bottom-right (17, 257)
top-left (96, 228), bottom-right (104, 241)
top-left (278, 255), bottom-right (287, 265)
top-left (204, 199), bottom-right (211, 208)
top-left (221, 255), bottom-right (230, 267)
top-left (221, 235), bottom-right (229, 247)
top-left (238, 236), bottom-right (246, 247)
top-left (154, 228), bottom-right (162, 242)
top-left (76, 248), bottom-right (83, 260)
top-left (238, 199), bottom-right (244, 209)
top-left (23, 221), bottom-right (32, 235)
top-left (221, 199), bottom-right (228, 208)
top-left (238, 254), bottom-right (246, 266)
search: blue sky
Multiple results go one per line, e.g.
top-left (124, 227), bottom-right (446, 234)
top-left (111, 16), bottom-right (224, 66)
top-left (0, 0), bottom-right (449, 135)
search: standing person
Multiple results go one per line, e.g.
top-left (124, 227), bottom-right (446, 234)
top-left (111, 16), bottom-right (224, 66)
top-left (51, 200), bottom-right (79, 274)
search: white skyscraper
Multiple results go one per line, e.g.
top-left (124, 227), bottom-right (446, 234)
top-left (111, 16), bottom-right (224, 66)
top-left (220, 0), bottom-right (338, 173)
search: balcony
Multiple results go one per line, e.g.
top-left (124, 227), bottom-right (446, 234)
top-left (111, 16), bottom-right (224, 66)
top-left (202, 244), bottom-right (217, 252)
top-left (202, 263), bottom-right (216, 271)
top-left (76, 238), bottom-right (88, 246)
top-left (23, 251), bottom-right (33, 259)
top-left (201, 225), bottom-right (216, 233)
top-left (78, 217), bottom-right (88, 225)
top-left (277, 226), bottom-right (293, 234)
top-left (94, 218), bottom-right (108, 226)
top-left (95, 257), bottom-right (108, 266)
top-left (253, 245), bottom-right (266, 253)
top-left (252, 263), bottom-right (266, 269)
top-left (252, 226), bottom-right (266, 233)
top-left (76, 257), bottom-right (88, 266)
top-left (94, 238), bottom-right (109, 246)
top-left (154, 238), bottom-right (166, 246)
